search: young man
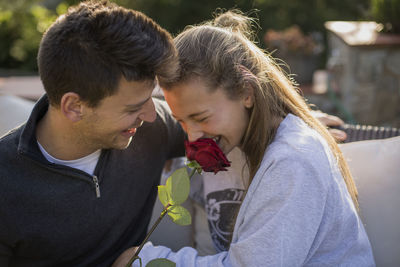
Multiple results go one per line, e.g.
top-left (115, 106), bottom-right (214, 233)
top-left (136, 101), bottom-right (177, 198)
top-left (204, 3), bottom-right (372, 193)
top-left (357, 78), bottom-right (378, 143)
top-left (0, 1), bottom-right (185, 266)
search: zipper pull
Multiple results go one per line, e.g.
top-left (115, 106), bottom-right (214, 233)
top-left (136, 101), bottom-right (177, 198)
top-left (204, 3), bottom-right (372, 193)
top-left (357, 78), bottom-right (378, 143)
top-left (92, 175), bottom-right (101, 198)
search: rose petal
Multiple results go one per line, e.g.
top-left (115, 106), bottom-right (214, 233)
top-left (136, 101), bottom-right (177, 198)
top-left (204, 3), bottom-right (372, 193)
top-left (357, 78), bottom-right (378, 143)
top-left (184, 138), bottom-right (230, 173)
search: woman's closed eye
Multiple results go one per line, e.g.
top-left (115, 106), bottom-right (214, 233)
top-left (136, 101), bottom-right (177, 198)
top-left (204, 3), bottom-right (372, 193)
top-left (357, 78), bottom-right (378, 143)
top-left (194, 116), bottom-right (209, 123)
top-left (126, 108), bottom-right (141, 114)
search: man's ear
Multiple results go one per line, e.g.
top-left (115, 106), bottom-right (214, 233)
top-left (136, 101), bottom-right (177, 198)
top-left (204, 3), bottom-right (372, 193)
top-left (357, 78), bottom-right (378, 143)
top-left (243, 84), bottom-right (255, 109)
top-left (60, 92), bottom-right (84, 122)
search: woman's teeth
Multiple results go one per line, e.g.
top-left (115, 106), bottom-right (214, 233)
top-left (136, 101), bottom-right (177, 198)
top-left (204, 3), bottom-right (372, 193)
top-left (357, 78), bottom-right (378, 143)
top-left (212, 136), bottom-right (221, 144)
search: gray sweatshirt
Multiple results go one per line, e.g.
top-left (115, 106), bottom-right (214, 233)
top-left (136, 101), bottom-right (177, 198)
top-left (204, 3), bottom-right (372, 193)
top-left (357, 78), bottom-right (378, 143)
top-left (134, 114), bottom-right (375, 266)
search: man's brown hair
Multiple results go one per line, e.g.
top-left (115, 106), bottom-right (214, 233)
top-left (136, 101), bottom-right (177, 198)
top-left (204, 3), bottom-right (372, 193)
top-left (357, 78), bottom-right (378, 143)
top-left (38, 0), bottom-right (178, 107)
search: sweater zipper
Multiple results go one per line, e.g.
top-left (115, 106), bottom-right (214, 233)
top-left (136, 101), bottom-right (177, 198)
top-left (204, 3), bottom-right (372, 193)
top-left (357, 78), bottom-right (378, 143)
top-left (92, 175), bottom-right (101, 198)
top-left (21, 149), bottom-right (104, 199)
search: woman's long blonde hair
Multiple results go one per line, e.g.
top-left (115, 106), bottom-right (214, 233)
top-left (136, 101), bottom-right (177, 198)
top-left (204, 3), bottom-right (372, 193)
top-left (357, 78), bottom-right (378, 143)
top-left (160, 10), bottom-right (358, 209)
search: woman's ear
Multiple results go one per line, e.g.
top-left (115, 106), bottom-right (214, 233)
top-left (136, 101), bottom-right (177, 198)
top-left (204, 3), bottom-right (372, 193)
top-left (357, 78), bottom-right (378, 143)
top-left (60, 92), bottom-right (84, 122)
top-left (243, 85), bottom-right (255, 109)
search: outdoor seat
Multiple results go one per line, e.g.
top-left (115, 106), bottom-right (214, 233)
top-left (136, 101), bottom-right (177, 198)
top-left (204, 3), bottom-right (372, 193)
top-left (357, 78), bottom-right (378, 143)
top-left (340, 136), bottom-right (400, 266)
top-left (333, 123), bottom-right (400, 143)
top-left (0, 94), bottom-right (34, 137)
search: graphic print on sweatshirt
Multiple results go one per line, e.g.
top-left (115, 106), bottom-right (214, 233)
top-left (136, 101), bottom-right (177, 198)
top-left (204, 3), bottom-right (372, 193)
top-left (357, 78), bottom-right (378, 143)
top-left (205, 188), bottom-right (245, 252)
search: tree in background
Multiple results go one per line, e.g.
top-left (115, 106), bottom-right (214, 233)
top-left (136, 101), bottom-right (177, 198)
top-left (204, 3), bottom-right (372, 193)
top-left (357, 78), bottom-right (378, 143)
top-left (0, 0), bottom-right (68, 72)
top-left (0, 0), bottom-right (371, 72)
top-left (116, 0), bottom-right (369, 39)
top-left (371, 0), bottom-right (400, 33)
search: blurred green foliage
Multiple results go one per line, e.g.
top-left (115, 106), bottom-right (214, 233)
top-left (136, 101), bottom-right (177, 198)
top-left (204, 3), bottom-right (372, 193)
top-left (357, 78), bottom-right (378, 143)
top-left (0, 0), bottom-right (68, 72)
top-left (117, 0), bottom-right (370, 36)
top-left (371, 0), bottom-right (400, 32)
top-left (0, 0), bottom-right (374, 72)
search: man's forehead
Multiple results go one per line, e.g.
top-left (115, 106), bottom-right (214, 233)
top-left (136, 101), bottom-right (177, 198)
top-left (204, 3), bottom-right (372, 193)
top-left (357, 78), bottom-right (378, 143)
top-left (95, 78), bottom-right (155, 107)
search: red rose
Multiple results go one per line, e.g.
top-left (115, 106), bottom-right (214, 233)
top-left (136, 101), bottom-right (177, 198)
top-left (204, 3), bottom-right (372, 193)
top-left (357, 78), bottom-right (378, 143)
top-left (185, 138), bottom-right (231, 174)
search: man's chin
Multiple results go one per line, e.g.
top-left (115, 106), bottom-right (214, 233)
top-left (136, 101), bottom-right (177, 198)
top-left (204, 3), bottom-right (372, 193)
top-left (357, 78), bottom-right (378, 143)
top-left (111, 137), bottom-right (133, 150)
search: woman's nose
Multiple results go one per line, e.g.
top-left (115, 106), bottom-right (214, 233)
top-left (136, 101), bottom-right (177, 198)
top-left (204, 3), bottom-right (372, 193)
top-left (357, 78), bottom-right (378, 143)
top-left (186, 123), bottom-right (204, 142)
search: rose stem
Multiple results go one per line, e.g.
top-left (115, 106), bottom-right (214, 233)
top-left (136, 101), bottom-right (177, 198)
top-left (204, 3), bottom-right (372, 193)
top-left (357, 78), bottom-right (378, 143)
top-left (126, 168), bottom-right (197, 267)
top-left (189, 168), bottom-right (196, 180)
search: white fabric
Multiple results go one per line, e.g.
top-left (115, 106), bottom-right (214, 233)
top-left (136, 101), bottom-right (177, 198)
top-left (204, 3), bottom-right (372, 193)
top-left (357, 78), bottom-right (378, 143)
top-left (340, 137), bottom-right (400, 267)
top-left (201, 148), bottom-right (249, 251)
top-left (37, 141), bottom-right (101, 176)
top-left (148, 158), bottom-right (195, 251)
top-left (202, 148), bottom-right (249, 195)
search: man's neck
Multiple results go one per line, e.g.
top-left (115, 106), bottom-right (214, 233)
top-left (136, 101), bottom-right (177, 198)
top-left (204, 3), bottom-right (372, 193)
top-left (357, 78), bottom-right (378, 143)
top-left (36, 107), bottom-right (97, 160)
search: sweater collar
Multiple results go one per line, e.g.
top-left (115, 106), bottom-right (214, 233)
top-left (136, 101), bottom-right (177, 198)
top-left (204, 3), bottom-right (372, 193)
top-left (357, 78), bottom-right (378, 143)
top-left (17, 94), bottom-right (50, 161)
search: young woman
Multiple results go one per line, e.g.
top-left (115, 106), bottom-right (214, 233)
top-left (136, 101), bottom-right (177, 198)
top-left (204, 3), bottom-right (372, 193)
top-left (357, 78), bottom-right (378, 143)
top-left (124, 11), bottom-right (375, 266)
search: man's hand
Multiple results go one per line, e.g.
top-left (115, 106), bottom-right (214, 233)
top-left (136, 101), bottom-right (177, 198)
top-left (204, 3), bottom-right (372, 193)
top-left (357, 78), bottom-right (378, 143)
top-left (311, 110), bottom-right (347, 142)
top-left (112, 246), bottom-right (138, 267)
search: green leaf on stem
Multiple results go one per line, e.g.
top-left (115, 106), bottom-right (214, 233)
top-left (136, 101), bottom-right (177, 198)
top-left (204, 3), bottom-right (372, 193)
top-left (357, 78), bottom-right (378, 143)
top-left (186, 161), bottom-right (202, 174)
top-left (167, 205), bottom-right (192, 226)
top-left (145, 258), bottom-right (176, 267)
top-left (157, 185), bottom-right (169, 207)
top-left (165, 167), bottom-right (190, 205)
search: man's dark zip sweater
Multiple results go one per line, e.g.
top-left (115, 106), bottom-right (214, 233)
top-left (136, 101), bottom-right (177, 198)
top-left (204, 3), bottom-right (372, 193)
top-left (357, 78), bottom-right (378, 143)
top-left (0, 95), bottom-right (185, 266)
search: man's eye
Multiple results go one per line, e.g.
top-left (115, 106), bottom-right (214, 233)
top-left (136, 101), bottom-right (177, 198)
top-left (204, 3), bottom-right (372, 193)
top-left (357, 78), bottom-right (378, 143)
top-left (127, 109), bottom-right (140, 114)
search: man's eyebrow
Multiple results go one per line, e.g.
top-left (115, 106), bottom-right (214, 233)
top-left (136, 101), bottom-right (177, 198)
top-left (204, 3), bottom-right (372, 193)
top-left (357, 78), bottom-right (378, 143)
top-left (124, 96), bottom-right (151, 110)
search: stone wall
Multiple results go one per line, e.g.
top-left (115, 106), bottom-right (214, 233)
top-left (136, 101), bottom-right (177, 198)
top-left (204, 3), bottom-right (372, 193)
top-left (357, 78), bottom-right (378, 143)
top-left (326, 21), bottom-right (400, 127)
